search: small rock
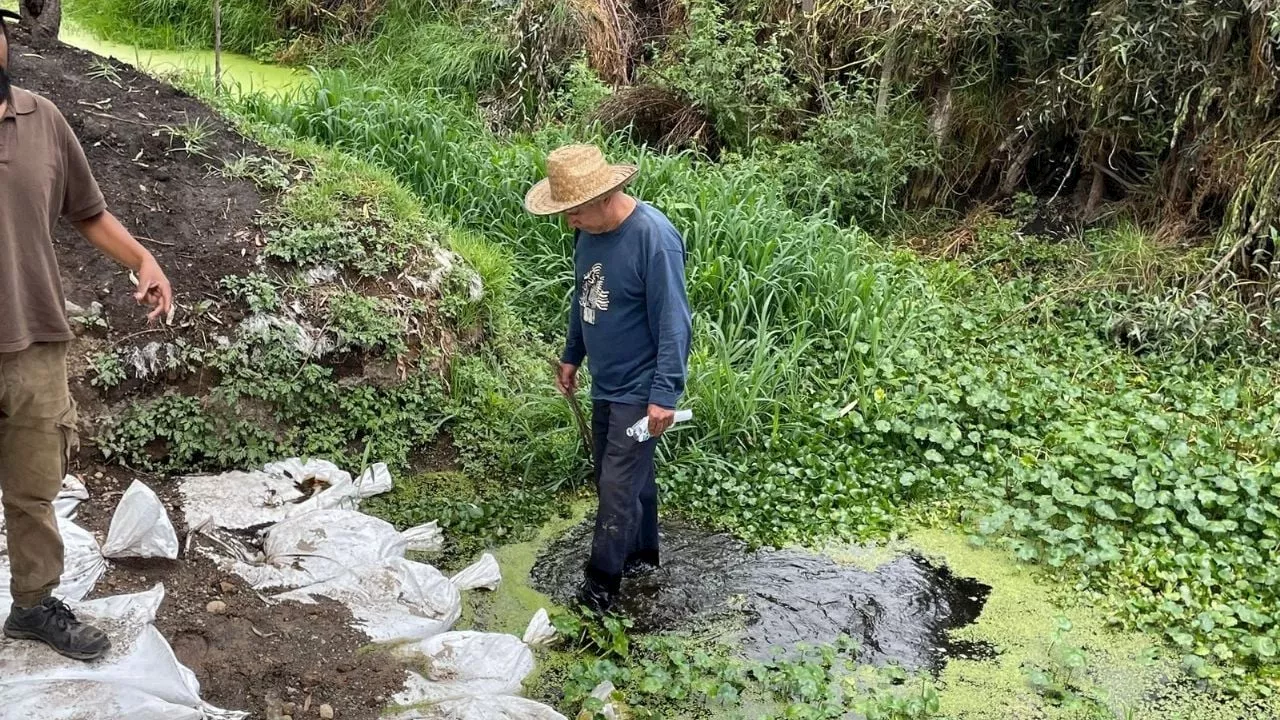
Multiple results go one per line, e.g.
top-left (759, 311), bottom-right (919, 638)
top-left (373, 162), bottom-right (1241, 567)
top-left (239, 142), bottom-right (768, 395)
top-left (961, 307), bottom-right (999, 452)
top-left (219, 581), bottom-right (236, 593)
top-left (65, 300), bottom-right (86, 317)
top-left (281, 716), bottom-right (292, 720)
top-left (282, 702), bottom-right (296, 715)
top-left (94, 472), bottom-right (104, 480)
top-left (319, 705), bottom-right (334, 719)
top-left (206, 600), bottom-right (227, 615)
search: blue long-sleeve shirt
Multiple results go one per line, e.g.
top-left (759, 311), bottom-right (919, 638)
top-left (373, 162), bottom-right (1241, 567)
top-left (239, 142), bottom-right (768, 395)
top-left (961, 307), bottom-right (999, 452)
top-left (562, 201), bottom-right (692, 409)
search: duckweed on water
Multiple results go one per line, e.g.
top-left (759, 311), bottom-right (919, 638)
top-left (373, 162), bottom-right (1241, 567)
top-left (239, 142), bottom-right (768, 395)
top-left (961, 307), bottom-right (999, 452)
top-left (907, 529), bottom-right (1280, 720)
top-left (455, 501), bottom-right (590, 636)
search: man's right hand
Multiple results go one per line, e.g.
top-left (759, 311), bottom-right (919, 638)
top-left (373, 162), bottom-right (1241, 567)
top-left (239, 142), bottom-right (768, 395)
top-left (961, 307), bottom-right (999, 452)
top-left (556, 362), bottom-right (579, 397)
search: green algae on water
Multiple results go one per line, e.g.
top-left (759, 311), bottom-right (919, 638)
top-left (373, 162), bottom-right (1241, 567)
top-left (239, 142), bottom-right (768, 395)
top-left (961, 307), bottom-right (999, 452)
top-left (58, 20), bottom-right (307, 96)
top-left (457, 500), bottom-right (590, 636)
top-left (906, 528), bottom-right (1280, 720)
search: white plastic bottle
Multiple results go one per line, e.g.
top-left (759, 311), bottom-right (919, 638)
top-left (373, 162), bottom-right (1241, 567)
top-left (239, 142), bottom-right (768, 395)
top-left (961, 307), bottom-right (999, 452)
top-left (626, 409), bottom-right (693, 442)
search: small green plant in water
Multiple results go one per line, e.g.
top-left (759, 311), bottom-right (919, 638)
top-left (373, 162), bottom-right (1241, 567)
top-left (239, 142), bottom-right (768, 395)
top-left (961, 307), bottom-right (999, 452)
top-left (542, 610), bottom-right (941, 719)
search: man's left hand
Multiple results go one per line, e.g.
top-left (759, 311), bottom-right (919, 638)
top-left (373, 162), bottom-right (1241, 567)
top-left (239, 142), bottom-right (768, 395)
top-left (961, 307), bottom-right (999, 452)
top-left (134, 256), bottom-right (173, 322)
top-left (647, 404), bottom-right (675, 438)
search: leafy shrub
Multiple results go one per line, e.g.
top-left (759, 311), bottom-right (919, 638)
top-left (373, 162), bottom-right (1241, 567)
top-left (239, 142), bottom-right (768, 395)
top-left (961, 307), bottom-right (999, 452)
top-left (652, 0), bottom-right (801, 148)
top-left (221, 272), bottom-right (281, 314)
top-left (550, 54), bottom-right (613, 123)
top-left (760, 84), bottom-right (937, 226)
top-left (329, 292), bottom-right (407, 355)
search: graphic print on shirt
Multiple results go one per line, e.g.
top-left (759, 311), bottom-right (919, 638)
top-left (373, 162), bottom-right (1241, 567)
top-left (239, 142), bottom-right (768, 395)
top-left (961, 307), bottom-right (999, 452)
top-left (579, 263), bottom-right (610, 325)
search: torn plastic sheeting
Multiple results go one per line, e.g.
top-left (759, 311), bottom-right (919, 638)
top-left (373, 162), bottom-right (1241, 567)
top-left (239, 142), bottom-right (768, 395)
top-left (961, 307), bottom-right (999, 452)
top-left (0, 585), bottom-right (246, 720)
top-left (391, 631), bottom-right (534, 702)
top-left (239, 314), bottom-right (335, 359)
top-left (179, 469), bottom-right (304, 530)
top-left (451, 553), bottom-right (501, 591)
top-left (522, 609), bottom-right (556, 647)
top-left (402, 521), bottom-right (444, 553)
top-left (228, 509), bottom-right (435, 590)
top-left (103, 480), bottom-right (180, 559)
top-left (388, 694), bottom-right (567, 720)
top-left (276, 557), bottom-right (462, 645)
top-left (281, 461), bottom-right (394, 518)
top-left (263, 458), bottom-right (352, 489)
top-left (586, 681), bottom-right (621, 720)
top-left (0, 515), bottom-right (106, 614)
top-left (180, 458), bottom-right (394, 531)
top-left (356, 463), bottom-right (394, 496)
top-left (53, 475), bottom-right (90, 520)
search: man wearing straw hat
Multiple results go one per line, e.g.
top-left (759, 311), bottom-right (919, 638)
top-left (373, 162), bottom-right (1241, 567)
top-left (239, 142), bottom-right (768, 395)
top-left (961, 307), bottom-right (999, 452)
top-left (526, 144), bottom-right (692, 614)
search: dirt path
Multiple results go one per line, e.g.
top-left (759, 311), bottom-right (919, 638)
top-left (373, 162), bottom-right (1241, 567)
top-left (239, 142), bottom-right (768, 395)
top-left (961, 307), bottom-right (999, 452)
top-left (6, 31), bottom-right (409, 719)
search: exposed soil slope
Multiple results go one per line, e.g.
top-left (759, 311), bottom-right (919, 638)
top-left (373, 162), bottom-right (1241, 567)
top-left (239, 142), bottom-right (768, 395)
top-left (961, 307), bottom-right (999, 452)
top-left (6, 30), bottom-right (409, 719)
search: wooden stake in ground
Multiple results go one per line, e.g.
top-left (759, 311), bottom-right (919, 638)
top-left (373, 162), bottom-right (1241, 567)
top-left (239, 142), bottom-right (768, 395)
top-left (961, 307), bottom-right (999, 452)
top-left (212, 0), bottom-right (222, 93)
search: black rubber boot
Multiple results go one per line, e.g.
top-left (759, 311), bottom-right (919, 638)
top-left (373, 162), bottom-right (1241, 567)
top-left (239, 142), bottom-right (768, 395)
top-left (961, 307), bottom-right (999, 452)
top-left (623, 549), bottom-right (660, 578)
top-left (4, 597), bottom-right (111, 661)
top-left (576, 568), bottom-right (620, 616)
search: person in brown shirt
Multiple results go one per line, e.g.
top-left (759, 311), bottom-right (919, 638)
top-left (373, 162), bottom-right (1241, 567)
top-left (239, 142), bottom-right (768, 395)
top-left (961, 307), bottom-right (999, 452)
top-left (0, 12), bottom-right (172, 661)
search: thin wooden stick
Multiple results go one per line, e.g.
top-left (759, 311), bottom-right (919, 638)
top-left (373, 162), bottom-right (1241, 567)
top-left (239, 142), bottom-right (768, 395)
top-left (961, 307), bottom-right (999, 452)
top-left (549, 357), bottom-right (594, 467)
top-left (135, 235), bottom-right (177, 247)
top-left (213, 0), bottom-right (223, 93)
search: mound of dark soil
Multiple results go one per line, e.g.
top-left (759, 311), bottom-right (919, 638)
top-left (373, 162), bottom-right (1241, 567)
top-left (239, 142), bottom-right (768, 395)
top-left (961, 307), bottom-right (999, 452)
top-left (9, 34), bottom-right (263, 341)
top-left (5, 30), bottom-right (410, 719)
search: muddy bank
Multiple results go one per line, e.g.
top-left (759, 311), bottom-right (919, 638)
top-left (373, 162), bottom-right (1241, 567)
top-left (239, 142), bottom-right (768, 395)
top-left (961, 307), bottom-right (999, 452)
top-left (74, 467), bottom-right (409, 719)
top-left (531, 519), bottom-right (992, 670)
top-left (1, 29), bottom-right (413, 719)
top-left (9, 32), bottom-right (264, 345)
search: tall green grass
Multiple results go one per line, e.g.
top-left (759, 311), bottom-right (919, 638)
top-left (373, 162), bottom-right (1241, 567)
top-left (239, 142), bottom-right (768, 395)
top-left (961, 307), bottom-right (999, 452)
top-left (319, 16), bottom-right (509, 93)
top-left (237, 74), bottom-right (933, 456)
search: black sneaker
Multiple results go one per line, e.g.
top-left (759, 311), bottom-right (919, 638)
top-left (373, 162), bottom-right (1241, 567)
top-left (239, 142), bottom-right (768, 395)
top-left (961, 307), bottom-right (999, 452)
top-left (5, 597), bottom-right (111, 661)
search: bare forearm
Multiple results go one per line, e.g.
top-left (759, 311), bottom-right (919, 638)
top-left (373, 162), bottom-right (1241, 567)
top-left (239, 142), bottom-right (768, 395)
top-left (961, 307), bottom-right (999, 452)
top-left (73, 211), bottom-right (152, 272)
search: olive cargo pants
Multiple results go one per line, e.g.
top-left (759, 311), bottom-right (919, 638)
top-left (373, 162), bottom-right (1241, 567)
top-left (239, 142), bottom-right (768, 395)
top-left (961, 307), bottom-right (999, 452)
top-left (0, 343), bottom-right (76, 608)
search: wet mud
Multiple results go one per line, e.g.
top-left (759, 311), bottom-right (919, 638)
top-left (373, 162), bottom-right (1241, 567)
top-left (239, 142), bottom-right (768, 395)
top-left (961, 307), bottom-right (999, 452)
top-left (531, 520), bottom-right (992, 671)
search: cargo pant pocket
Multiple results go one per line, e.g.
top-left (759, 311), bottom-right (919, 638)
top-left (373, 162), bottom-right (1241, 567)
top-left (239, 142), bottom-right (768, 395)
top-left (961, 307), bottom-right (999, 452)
top-left (56, 400), bottom-right (80, 479)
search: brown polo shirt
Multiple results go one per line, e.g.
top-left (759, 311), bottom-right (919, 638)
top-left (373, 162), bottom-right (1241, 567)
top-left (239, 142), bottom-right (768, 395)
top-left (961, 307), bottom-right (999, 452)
top-left (0, 86), bottom-right (106, 353)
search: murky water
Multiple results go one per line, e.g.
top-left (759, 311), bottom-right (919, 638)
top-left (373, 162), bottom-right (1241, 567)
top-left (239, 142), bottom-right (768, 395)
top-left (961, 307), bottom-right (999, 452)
top-left (531, 520), bottom-right (992, 671)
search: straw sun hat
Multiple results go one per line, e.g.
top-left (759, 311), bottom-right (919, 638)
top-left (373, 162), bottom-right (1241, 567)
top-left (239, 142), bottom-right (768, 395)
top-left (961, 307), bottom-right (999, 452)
top-left (524, 144), bottom-right (638, 216)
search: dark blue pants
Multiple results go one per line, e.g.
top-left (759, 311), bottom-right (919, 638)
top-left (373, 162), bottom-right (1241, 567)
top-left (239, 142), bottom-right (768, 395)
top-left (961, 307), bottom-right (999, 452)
top-left (586, 401), bottom-right (660, 592)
